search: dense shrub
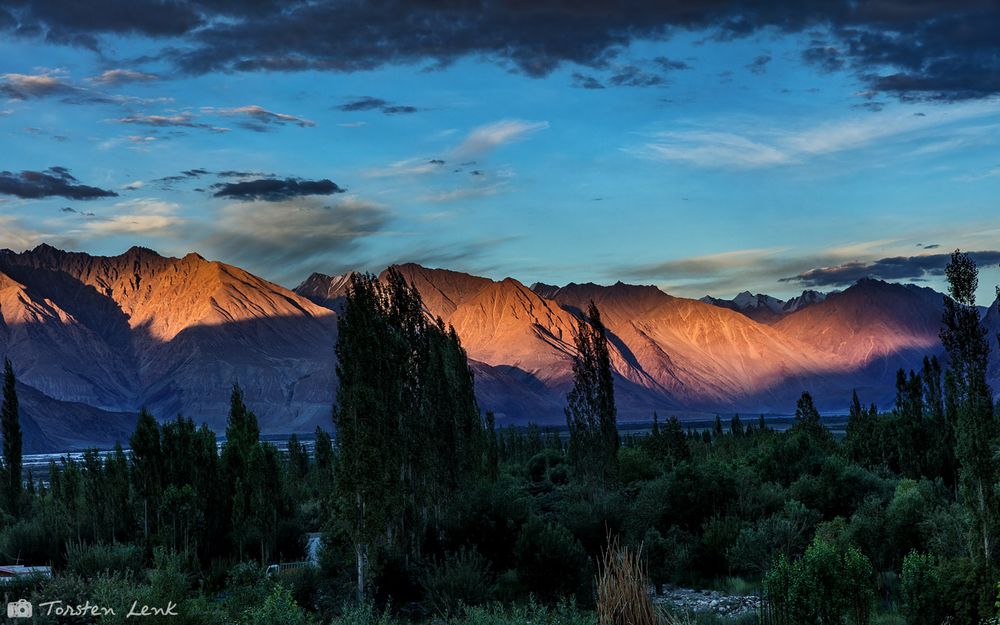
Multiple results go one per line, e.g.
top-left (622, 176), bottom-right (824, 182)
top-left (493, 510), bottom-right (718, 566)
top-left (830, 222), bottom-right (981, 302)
top-left (514, 516), bottom-right (591, 603)
top-left (65, 542), bottom-right (143, 580)
top-left (762, 537), bottom-right (875, 625)
top-left (420, 549), bottom-right (494, 617)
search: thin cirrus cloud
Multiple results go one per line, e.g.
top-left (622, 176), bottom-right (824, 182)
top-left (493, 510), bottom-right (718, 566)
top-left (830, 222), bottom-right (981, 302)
top-left (640, 100), bottom-right (1000, 169)
top-left (90, 69), bottom-right (159, 85)
top-left (202, 196), bottom-right (390, 284)
top-left (366, 119), bottom-right (547, 178)
top-left (112, 113), bottom-right (229, 132)
top-left (0, 71), bottom-right (75, 99)
top-left (113, 106), bottom-right (313, 133)
top-left (453, 119), bottom-right (549, 158)
top-left (74, 199), bottom-right (183, 237)
top-left (210, 104), bottom-right (315, 130)
top-left (0, 70), bottom-right (170, 106)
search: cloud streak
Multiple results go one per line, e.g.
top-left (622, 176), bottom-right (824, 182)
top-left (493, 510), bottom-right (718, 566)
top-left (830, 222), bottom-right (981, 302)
top-left (453, 119), bottom-right (548, 158)
top-left (0, 167), bottom-right (118, 200)
top-left (781, 251), bottom-right (1000, 287)
top-left (640, 100), bottom-right (1000, 169)
top-left (212, 177), bottom-right (345, 201)
top-left (211, 104), bottom-right (315, 131)
top-left (336, 96), bottom-right (418, 115)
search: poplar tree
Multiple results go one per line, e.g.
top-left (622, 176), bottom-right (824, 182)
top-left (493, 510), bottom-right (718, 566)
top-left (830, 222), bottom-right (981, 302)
top-left (565, 301), bottom-right (618, 483)
top-left (130, 409), bottom-right (162, 540)
top-left (1, 359), bottom-right (23, 516)
top-left (333, 268), bottom-right (484, 601)
top-left (940, 250), bottom-right (998, 566)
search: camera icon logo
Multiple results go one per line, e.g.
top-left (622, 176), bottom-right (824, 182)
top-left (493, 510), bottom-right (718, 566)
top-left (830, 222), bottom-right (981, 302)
top-left (6, 599), bottom-right (32, 618)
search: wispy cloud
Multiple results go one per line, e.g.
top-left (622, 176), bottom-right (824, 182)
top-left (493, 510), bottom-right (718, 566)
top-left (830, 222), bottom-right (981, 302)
top-left (90, 69), bottom-right (159, 85)
top-left (74, 199), bottom-right (184, 237)
top-left (0, 70), bottom-right (75, 99)
top-left (202, 196), bottom-right (390, 283)
top-left (453, 119), bottom-right (548, 158)
top-left (781, 250), bottom-right (1000, 287)
top-left (639, 100), bottom-right (1000, 169)
top-left (418, 183), bottom-right (505, 203)
top-left (112, 113), bottom-right (230, 132)
top-left (336, 96), bottom-right (419, 115)
top-left (366, 158), bottom-right (447, 178)
top-left (210, 104), bottom-right (315, 131)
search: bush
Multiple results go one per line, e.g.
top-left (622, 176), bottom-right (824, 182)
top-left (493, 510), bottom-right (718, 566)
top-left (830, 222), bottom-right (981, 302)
top-left (900, 551), bottom-right (946, 625)
top-left (420, 549), bottom-right (494, 617)
top-left (65, 542), bottom-right (143, 580)
top-left (223, 562), bottom-right (271, 621)
top-left (514, 516), bottom-right (591, 604)
top-left (332, 602), bottom-right (397, 625)
top-left (0, 515), bottom-right (67, 565)
top-left (243, 584), bottom-right (314, 625)
top-left (762, 537), bottom-right (875, 625)
top-left (527, 449), bottom-right (565, 483)
top-left (452, 598), bottom-right (595, 625)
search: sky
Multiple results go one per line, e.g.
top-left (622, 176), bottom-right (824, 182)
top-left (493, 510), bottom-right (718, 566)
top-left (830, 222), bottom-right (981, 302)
top-left (1, 1), bottom-right (1000, 302)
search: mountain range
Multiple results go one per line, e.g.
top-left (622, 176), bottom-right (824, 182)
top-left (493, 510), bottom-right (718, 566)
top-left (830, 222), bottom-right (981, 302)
top-left (1, 244), bottom-right (997, 452)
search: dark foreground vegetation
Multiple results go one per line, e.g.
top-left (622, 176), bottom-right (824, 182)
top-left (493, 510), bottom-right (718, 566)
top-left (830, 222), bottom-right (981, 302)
top-left (0, 254), bottom-right (998, 624)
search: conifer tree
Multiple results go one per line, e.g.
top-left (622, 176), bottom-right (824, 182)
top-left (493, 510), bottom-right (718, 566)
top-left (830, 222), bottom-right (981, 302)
top-left (565, 301), bottom-right (618, 483)
top-left (1, 359), bottom-right (23, 517)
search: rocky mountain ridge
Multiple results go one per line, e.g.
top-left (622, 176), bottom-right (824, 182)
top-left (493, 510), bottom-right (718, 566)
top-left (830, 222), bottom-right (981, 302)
top-left (0, 244), bottom-right (992, 451)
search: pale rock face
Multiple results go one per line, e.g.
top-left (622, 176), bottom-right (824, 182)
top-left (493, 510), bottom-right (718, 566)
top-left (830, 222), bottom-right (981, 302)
top-left (295, 271), bottom-right (354, 311)
top-left (1, 245), bottom-right (990, 451)
top-left (782, 290), bottom-right (827, 313)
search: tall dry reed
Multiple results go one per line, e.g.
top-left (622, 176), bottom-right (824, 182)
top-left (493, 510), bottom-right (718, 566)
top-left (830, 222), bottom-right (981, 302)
top-left (596, 537), bottom-right (661, 625)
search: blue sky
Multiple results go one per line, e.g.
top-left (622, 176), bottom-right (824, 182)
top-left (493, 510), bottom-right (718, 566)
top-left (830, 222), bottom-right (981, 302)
top-left (2, 7), bottom-right (1000, 302)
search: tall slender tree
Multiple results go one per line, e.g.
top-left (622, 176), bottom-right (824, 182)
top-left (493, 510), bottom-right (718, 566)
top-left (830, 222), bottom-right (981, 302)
top-left (129, 409), bottom-right (162, 540)
top-left (333, 269), bottom-right (484, 600)
top-left (1, 359), bottom-right (23, 516)
top-left (565, 301), bottom-right (618, 483)
top-left (940, 250), bottom-right (998, 566)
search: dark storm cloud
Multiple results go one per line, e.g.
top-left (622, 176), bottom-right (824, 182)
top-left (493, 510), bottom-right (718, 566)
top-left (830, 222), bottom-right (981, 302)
top-left (781, 251), bottom-right (1000, 287)
top-left (0, 167), bottom-right (118, 200)
top-left (212, 177), bottom-right (346, 201)
top-left (6, 1), bottom-right (1000, 101)
top-left (336, 96), bottom-right (419, 115)
top-left (0, 0), bottom-right (202, 39)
